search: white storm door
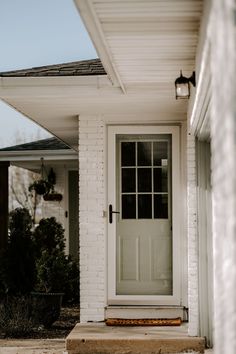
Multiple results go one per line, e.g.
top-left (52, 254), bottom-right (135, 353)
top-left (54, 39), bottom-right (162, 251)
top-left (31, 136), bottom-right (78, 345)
top-left (107, 126), bottom-right (180, 305)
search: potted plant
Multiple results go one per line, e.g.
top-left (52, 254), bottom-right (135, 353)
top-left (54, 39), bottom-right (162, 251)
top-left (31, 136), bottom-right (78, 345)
top-left (43, 191), bottom-right (63, 201)
top-left (42, 168), bottom-right (63, 201)
top-left (31, 217), bottom-right (79, 327)
top-left (29, 179), bottom-right (52, 196)
top-left (28, 160), bottom-right (54, 196)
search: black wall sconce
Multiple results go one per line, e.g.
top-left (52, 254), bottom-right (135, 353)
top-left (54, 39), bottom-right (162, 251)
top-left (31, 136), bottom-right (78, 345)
top-left (175, 71), bottom-right (196, 99)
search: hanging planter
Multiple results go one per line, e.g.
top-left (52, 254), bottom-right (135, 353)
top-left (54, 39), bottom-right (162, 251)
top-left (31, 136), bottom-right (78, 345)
top-left (29, 179), bottom-right (52, 195)
top-left (43, 193), bottom-right (63, 202)
top-left (28, 158), bottom-right (56, 197)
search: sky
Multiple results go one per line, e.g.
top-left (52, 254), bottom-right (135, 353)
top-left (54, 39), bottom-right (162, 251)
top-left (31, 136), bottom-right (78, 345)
top-left (0, 0), bottom-right (97, 148)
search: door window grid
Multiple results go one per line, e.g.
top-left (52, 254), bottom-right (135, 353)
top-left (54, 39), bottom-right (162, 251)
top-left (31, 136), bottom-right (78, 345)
top-left (120, 140), bottom-right (169, 220)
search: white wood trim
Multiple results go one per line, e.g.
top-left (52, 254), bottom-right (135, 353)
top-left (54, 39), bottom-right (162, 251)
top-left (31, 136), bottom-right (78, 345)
top-left (180, 121), bottom-right (188, 307)
top-left (188, 0), bottom-right (213, 138)
top-left (0, 150), bottom-right (77, 161)
top-left (74, 0), bottom-right (125, 92)
top-left (105, 306), bottom-right (185, 320)
top-left (188, 39), bottom-right (211, 138)
top-left (197, 141), bottom-right (213, 346)
top-left (107, 125), bottom-right (181, 305)
top-left (0, 75), bottom-right (109, 88)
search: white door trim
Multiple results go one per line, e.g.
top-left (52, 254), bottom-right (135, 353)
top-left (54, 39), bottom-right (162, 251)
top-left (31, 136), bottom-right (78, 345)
top-left (107, 125), bottom-right (181, 305)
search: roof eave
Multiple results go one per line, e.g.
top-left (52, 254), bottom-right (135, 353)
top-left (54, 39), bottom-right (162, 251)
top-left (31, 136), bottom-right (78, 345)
top-left (0, 149), bottom-right (77, 162)
top-left (74, 0), bottom-right (126, 93)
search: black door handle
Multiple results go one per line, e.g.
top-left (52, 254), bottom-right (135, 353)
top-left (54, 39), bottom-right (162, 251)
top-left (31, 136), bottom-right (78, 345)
top-left (109, 204), bottom-right (120, 224)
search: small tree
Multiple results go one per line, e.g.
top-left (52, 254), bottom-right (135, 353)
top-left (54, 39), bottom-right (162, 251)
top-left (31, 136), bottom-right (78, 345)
top-left (33, 217), bottom-right (79, 303)
top-left (33, 217), bottom-right (65, 257)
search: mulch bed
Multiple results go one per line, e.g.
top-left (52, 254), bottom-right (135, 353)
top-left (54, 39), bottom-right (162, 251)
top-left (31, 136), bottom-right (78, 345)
top-left (0, 306), bottom-right (80, 339)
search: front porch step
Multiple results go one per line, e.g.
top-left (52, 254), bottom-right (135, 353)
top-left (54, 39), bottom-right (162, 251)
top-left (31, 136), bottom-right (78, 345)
top-left (66, 323), bottom-right (205, 354)
top-left (105, 305), bottom-right (187, 321)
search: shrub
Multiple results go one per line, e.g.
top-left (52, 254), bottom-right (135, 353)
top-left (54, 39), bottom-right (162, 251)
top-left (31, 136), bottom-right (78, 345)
top-left (62, 255), bottom-right (80, 305)
top-left (35, 250), bottom-right (68, 293)
top-left (0, 208), bottom-right (36, 295)
top-left (29, 179), bottom-right (52, 195)
top-left (33, 217), bottom-right (65, 256)
top-left (33, 217), bottom-right (80, 304)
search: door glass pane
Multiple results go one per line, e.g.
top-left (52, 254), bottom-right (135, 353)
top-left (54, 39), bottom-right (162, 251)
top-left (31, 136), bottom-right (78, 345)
top-left (122, 168), bottom-right (136, 192)
top-left (138, 168), bottom-right (152, 192)
top-left (121, 142), bottom-right (135, 166)
top-left (138, 194), bottom-right (152, 219)
top-left (153, 141), bottom-right (168, 166)
top-left (154, 195), bottom-right (168, 219)
top-left (154, 167), bottom-right (168, 192)
top-left (122, 195), bottom-right (136, 219)
top-left (138, 142), bottom-right (151, 166)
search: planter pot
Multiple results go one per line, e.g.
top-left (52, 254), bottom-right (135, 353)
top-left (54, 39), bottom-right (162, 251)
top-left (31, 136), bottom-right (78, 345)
top-left (32, 185), bottom-right (47, 195)
top-left (43, 193), bottom-right (63, 201)
top-left (30, 292), bottom-right (64, 328)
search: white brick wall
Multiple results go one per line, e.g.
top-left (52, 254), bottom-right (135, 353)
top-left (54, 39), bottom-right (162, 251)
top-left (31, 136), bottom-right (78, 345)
top-left (187, 133), bottom-right (199, 336)
top-left (78, 115), bottom-right (106, 322)
top-left (210, 1), bottom-right (236, 353)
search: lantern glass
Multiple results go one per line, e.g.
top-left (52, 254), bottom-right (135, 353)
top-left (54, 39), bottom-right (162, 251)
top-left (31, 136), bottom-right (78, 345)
top-left (176, 82), bottom-right (189, 99)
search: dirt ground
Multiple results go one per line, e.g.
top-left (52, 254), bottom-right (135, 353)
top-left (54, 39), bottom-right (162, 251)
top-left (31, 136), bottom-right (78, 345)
top-left (0, 307), bottom-right (80, 340)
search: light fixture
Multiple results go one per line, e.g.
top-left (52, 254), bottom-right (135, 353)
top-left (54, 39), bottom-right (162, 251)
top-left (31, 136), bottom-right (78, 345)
top-left (175, 71), bottom-right (196, 99)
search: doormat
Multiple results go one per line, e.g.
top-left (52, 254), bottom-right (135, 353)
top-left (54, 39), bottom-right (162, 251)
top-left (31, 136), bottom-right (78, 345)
top-left (105, 317), bottom-right (182, 326)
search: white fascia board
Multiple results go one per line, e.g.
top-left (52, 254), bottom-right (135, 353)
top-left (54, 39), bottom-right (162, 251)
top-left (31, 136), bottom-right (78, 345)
top-left (0, 76), bottom-right (121, 99)
top-left (188, 0), bottom-right (212, 137)
top-left (0, 75), bottom-right (108, 88)
top-left (74, 0), bottom-right (126, 93)
top-left (0, 150), bottom-right (77, 162)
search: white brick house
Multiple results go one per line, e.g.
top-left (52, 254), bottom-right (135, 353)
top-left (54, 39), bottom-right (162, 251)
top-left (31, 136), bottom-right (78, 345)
top-left (0, 1), bottom-right (236, 353)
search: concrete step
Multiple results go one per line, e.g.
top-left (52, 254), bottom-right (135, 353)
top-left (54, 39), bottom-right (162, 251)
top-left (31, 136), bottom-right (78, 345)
top-left (66, 323), bottom-right (205, 354)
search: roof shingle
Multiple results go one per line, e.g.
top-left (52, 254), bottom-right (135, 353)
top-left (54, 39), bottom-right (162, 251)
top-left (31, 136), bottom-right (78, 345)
top-left (0, 137), bottom-right (70, 151)
top-left (0, 59), bottom-right (106, 77)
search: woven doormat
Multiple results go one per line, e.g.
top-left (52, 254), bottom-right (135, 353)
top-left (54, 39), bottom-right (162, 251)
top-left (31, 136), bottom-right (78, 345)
top-left (105, 317), bottom-right (182, 326)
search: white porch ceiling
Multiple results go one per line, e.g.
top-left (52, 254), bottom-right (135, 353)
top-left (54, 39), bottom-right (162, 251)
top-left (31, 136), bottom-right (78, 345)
top-left (76, 0), bottom-right (203, 90)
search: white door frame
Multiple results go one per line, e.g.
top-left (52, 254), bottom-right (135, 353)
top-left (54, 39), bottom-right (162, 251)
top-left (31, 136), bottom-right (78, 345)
top-left (107, 125), bottom-right (181, 305)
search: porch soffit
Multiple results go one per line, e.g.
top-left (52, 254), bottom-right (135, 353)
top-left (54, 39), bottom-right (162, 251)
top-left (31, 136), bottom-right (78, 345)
top-left (75, 0), bottom-right (203, 91)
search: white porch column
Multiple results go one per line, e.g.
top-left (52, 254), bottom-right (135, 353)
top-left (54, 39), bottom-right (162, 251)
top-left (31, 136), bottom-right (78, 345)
top-left (78, 115), bottom-right (106, 322)
top-left (187, 133), bottom-right (199, 336)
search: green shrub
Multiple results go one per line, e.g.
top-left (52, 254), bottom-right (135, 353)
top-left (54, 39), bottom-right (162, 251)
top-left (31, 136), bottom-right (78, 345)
top-left (62, 255), bottom-right (80, 305)
top-left (0, 208), bottom-right (36, 295)
top-left (33, 217), bottom-right (65, 256)
top-left (35, 250), bottom-right (68, 293)
top-left (33, 217), bottom-right (79, 304)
